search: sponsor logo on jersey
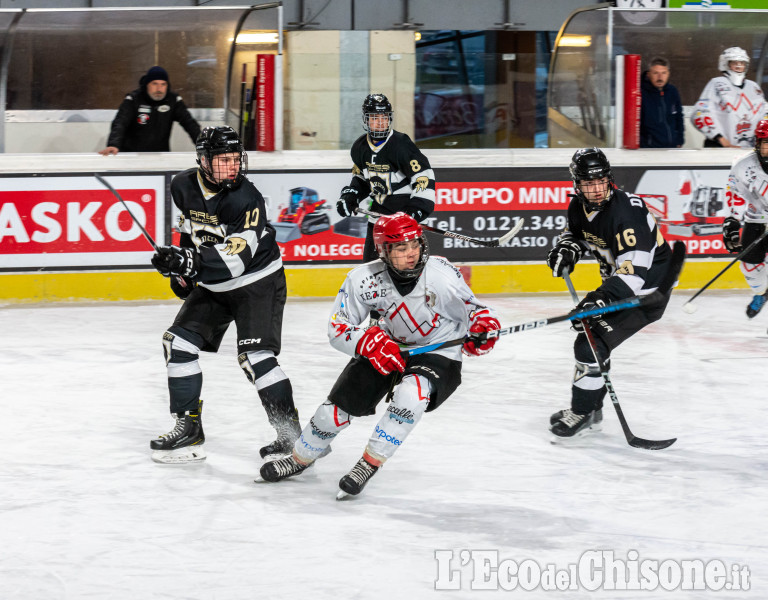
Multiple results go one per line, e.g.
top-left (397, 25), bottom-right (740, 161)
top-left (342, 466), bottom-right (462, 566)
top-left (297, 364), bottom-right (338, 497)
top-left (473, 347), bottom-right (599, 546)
top-left (189, 210), bottom-right (219, 225)
top-left (158, 105), bottom-right (171, 113)
top-left (137, 114), bottom-right (149, 125)
top-left (425, 289), bottom-right (437, 307)
top-left (582, 231), bottom-right (608, 248)
top-left (224, 237), bottom-right (247, 255)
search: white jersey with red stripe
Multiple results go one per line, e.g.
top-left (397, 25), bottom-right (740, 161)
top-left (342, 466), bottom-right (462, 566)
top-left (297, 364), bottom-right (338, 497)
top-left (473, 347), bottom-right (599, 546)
top-left (328, 256), bottom-right (496, 361)
top-left (727, 150), bottom-right (768, 223)
top-left (691, 75), bottom-right (767, 147)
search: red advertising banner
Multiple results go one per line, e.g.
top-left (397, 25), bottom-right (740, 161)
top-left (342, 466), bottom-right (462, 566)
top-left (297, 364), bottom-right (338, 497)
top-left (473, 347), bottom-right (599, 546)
top-left (435, 181), bottom-right (573, 211)
top-left (256, 54), bottom-right (275, 152)
top-left (623, 54), bottom-right (641, 150)
top-left (0, 176), bottom-right (164, 269)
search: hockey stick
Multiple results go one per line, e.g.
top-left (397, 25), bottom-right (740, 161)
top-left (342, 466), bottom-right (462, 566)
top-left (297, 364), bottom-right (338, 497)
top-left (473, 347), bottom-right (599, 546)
top-left (95, 173), bottom-right (159, 250)
top-left (563, 271), bottom-right (677, 450)
top-left (403, 293), bottom-right (658, 357)
top-left (95, 173), bottom-right (191, 292)
top-left (683, 225), bottom-right (768, 312)
top-left (355, 207), bottom-right (524, 248)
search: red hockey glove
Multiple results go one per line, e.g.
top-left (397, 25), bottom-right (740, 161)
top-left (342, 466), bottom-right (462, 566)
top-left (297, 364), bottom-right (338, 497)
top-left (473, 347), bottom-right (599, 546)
top-left (356, 326), bottom-right (405, 375)
top-left (463, 309), bottom-right (501, 356)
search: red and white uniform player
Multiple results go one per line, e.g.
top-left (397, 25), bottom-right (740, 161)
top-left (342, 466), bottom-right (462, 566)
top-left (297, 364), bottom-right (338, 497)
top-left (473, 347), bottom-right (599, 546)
top-left (259, 212), bottom-right (501, 498)
top-left (723, 119), bottom-right (768, 317)
top-left (691, 47), bottom-right (768, 148)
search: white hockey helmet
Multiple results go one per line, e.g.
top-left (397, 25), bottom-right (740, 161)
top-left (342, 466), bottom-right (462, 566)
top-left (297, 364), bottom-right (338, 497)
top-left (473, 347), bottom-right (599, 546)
top-left (718, 47), bottom-right (750, 86)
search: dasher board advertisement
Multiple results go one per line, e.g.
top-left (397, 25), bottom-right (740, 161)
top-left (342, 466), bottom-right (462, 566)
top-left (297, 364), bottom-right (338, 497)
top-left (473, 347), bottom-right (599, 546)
top-left (0, 175), bottom-right (165, 270)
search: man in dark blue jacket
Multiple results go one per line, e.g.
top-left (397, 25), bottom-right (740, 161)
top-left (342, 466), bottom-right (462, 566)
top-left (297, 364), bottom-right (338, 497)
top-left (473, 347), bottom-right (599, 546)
top-left (640, 57), bottom-right (684, 148)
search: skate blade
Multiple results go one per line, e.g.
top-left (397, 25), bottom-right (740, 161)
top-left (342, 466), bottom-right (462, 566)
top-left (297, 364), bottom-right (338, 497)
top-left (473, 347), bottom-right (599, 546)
top-left (151, 446), bottom-right (207, 464)
top-left (336, 490), bottom-right (354, 501)
top-left (549, 422), bottom-right (603, 445)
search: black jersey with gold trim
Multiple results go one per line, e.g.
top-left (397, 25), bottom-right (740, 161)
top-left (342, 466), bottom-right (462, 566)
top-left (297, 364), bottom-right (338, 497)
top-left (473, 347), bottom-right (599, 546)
top-left (561, 189), bottom-right (671, 301)
top-left (346, 130), bottom-right (436, 217)
top-left (171, 168), bottom-right (282, 291)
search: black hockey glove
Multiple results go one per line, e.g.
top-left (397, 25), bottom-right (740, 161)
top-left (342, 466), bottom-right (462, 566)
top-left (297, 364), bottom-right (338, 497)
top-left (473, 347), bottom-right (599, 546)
top-left (337, 187), bottom-right (361, 217)
top-left (547, 239), bottom-right (583, 277)
top-left (404, 208), bottom-right (427, 222)
top-left (570, 290), bottom-right (609, 333)
top-left (151, 246), bottom-right (200, 279)
top-left (170, 275), bottom-right (196, 300)
top-left (722, 216), bottom-right (742, 253)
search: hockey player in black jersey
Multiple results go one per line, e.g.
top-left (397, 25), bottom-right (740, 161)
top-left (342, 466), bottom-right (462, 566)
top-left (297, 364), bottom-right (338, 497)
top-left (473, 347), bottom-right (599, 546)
top-left (148, 126), bottom-right (301, 463)
top-left (337, 93), bottom-right (436, 262)
top-left (546, 148), bottom-right (673, 439)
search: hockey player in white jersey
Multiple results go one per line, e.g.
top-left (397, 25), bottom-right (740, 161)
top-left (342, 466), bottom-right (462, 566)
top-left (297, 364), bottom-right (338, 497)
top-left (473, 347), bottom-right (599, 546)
top-left (258, 212), bottom-right (501, 497)
top-left (691, 47), bottom-right (767, 148)
top-left (723, 119), bottom-right (768, 318)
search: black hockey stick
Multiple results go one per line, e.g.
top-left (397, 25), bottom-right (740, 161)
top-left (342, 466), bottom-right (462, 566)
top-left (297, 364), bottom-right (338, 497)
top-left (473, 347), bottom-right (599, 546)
top-left (683, 224), bottom-right (768, 312)
top-left (94, 173), bottom-right (159, 250)
top-left (95, 173), bottom-right (191, 292)
top-left (355, 206), bottom-right (524, 248)
top-left (562, 245), bottom-right (685, 451)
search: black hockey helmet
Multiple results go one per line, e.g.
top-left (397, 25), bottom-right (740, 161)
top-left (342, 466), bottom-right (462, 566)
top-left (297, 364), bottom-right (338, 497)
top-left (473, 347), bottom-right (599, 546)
top-left (362, 93), bottom-right (393, 140)
top-left (755, 119), bottom-right (768, 173)
top-left (195, 126), bottom-right (248, 190)
top-left (569, 147), bottom-right (615, 211)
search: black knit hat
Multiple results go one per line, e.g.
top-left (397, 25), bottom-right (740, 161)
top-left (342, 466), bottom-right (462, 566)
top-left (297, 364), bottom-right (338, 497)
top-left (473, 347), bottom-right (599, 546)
top-left (140, 66), bottom-right (169, 87)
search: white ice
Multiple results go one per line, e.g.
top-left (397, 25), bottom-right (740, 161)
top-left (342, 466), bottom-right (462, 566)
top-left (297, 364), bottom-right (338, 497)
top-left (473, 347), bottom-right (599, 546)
top-left (1, 290), bottom-right (766, 599)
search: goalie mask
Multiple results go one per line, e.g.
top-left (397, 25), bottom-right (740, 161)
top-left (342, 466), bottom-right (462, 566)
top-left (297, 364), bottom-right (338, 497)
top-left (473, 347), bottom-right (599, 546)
top-left (373, 213), bottom-right (429, 281)
top-left (718, 47), bottom-right (749, 86)
top-left (755, 119), bottom-right (768, 173)
top-left (362, 93), bottom-right (393, 141)
top-left (195, 126), bottom-right (248, 190)
top-left (570, 147), bottom-right (615, 212)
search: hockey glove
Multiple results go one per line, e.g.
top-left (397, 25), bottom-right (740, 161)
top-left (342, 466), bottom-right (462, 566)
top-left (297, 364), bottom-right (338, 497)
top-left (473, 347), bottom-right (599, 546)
top-left (570, 290), bottom-right (608, 333)
top-left (462, 309), bottom-right (501, 357)
top-left (356, 326), bottom-right (405, 376)
top-left (170, 275), bottom-right (196, 300)
top-left (547, 239), bottom-right (584, 277)
top-left (337, 186), bottom-right (361, 217)
top-left (404, 208), bottom-right (427, 222)
top-left (722, 216), bottom-right (742, 253)
top-left (151, 246), bottom-right (200, 279)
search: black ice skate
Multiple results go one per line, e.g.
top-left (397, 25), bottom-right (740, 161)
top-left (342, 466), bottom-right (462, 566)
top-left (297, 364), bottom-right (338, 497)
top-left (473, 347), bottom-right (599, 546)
top-left (150, 401), bottom-right (205, 463)
top-left (259, 409), bottom-right (302, 459)
top-left (746, 291), bottom-right (768, 318)
top-left (550, 408), bottom-right (603, 439)
top-left (337, 456), bottom-right (380, 500)
top-left (258, 455), bottom-right (310, 483)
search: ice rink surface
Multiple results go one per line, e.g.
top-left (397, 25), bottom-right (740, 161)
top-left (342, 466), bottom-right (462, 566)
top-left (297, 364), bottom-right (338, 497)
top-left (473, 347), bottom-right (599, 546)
top-left (2, 288), bottom-right (766, 599)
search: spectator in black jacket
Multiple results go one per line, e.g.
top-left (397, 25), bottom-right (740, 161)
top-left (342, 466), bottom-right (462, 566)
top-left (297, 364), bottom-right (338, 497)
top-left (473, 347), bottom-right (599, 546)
top-left (99, 66), bottom-right (200, 156)
top-left (640, 57), bottom-right (684, 148)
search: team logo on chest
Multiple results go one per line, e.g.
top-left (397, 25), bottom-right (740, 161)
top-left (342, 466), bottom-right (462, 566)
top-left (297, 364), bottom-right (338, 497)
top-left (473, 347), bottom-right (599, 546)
top-left (387, 301), bottom-right (441, 338)
top-left (358, 273), bottom-right (388, 301)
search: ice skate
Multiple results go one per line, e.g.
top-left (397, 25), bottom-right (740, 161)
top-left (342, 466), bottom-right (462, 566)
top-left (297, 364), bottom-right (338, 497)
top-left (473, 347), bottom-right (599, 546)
top-left (550, 408), bottom-right (602, 440)
top-left (550, 407), bottom-right (602, 427)
top-left (746, 291), bottom-right (768, 318)
top-left (259, 409), bottom-right (302, 459)
top-left (257, 454), bottom-right (311, 483)
top-left (150, 401), bottom-right (206, 463)
top-left (337, 456), bottom-right (379, 500)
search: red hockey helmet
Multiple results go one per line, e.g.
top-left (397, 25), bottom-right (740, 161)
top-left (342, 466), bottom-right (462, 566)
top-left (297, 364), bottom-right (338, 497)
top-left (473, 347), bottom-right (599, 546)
top-left (755, 119), bottom-right (768, 172)
top-left (373, 212), bottom-right (429, 280)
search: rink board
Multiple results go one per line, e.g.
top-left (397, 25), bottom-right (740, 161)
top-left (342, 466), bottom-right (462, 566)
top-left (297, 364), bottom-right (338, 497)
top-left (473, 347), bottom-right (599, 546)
top-left (0, 259), bottom-right (747, 303)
